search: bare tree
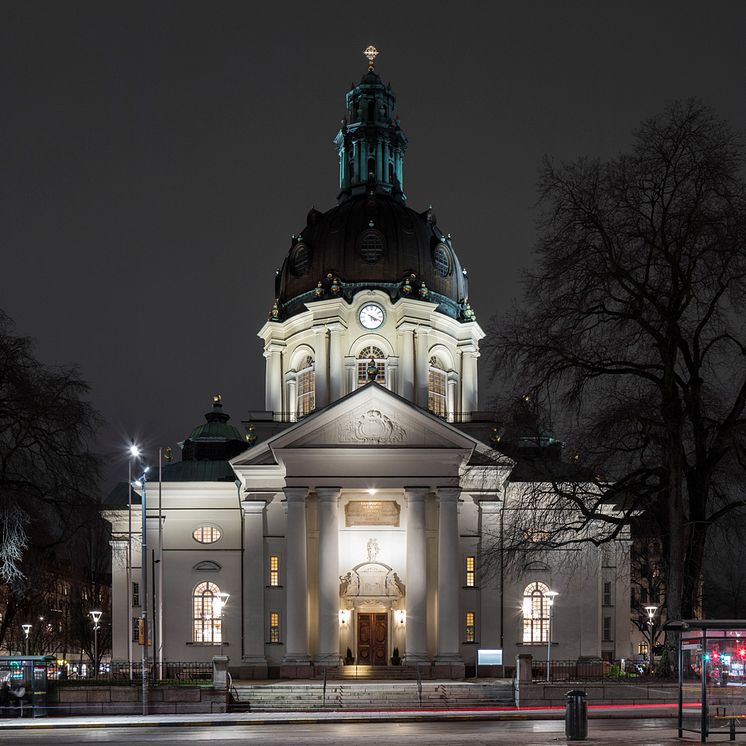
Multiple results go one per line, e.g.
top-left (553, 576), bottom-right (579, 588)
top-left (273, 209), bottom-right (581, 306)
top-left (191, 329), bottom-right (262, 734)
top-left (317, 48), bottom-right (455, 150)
top-left (488, 100), bottom-right (746, 631)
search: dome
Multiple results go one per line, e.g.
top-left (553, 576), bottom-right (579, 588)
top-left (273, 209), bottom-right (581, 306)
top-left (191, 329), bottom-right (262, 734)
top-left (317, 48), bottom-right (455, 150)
top-left (273, 192), bottom-right (474, 322)
top-left (182, 395), bottom-right (246, 461)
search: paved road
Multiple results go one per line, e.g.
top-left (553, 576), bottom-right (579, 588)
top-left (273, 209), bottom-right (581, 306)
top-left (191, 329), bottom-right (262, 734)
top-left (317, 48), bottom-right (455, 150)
top-left (0, 719), bottom-right (701, 745)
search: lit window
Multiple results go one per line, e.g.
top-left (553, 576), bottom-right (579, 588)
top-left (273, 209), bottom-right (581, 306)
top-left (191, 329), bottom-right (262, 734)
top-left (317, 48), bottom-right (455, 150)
top-left (297, 357), bottom-right (315, 416)
top-left (428, 356), bottom-right (447, 417)
top-left (465, 611), bottom-right (476, 643)
top-left (270, 611), bottom-right (280, 643)
top-left (357, 346), bottom-right (386, 386)
top-left (131, 617), bottom-right (139, 643)
top-left (465, 556), bottom-right (476, 587)
top-left (132, 582), bottom-right (140, 607)
top-left (269, 555), bottom-right (280, 587)
top-left (522, 582), bottom-right (550, 644)
top-left (192, 581), bottom-right (222, 644)
top-left (639, 642), bottom-right (649, 657)
top-left (193, 525), bottom-right (222, 544)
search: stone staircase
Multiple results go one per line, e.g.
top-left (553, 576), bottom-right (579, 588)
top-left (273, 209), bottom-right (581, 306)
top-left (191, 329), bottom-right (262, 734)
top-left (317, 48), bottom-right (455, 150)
top-left (229, 679), bottom-right (514, 712)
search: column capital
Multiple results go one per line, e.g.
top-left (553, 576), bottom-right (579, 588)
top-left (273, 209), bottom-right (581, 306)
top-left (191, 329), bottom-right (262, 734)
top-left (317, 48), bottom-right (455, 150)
top-left (284, 487), bottom-right (309, 503)
top-left (437, 487), bottom-right (461, 502)
top-left (478, 500), bottom-right (502, 514)
top-left (242, 500), bottom-right (266, 516)
top-left (404, 486), bottom-right (429, 502)
top-left (316, 487), bottom-right (341, 502)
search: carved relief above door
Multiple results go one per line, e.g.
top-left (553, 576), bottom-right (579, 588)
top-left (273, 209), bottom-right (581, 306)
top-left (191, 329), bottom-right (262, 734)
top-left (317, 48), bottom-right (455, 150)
top-left (357, 612), bottom-right (388, 665)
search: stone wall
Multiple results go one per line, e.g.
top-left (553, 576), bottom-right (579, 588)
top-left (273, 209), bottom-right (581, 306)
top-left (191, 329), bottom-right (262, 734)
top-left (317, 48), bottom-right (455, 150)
top-left (515, 681), bottom-right (679, 708)
top-left (46, 685), bottom-right (227, 716)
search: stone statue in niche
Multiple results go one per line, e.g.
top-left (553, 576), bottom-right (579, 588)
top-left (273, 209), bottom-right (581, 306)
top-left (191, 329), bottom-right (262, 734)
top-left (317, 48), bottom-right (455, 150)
top-left (339, 571), bottom-right (360, 597)
top-left (366, 538), bottom-right (380, 562)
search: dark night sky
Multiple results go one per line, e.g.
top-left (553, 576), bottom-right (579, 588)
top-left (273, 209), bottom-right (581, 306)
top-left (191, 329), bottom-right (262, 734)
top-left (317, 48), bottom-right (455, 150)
top-left (2, 2), bottom-right (746, 493)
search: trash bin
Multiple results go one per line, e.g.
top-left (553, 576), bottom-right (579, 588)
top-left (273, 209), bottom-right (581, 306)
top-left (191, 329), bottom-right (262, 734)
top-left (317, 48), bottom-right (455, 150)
top-left (565, 689), bottom-right (588, 741)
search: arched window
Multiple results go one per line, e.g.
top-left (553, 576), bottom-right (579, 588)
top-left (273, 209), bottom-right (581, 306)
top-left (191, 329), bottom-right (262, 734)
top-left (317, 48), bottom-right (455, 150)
top-left (296, 356), bottom-right (315, 417)
top-left (367, 157), bottom-right (376, 180)
top-left (357, 345), bottom-right (386, 386)
top-left (388, 162), bottom-right (394, 183)
top-left (367, 100), bottom-right (375, 120)
top-left (192, 581), bottom-right (222, 644)
top-left (428, 356), bottom-right (447, 417)
top-left (522, 581), bottom-right (550, 644)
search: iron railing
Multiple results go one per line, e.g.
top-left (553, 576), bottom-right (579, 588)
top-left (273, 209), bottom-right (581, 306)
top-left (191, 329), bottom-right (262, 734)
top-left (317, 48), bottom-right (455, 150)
top-left (49, 660), bottom-right (213, 685)
top-left (531, 659), bottom-right (665, 683)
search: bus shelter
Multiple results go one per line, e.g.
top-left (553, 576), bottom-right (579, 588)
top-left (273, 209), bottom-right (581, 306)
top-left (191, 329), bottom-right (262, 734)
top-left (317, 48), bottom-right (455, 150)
top-left (0, 656), bottom-right (54, 718)
top-left (665, 620), bottom-right (746, 743)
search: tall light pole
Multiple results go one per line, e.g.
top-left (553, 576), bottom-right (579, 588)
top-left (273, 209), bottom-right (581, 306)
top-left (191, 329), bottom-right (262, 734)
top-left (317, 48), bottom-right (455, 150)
top-left (215, 592), bottom-right (230, 657)
top-left (128, 444), bottom-right (141, 681)
top-left (546, 590), bottom-right (559, 682)
top-left (135, 466), bottom-right (150, 715)
top-left (90, 611), bottom-right (102, 678)
top-left (21, 624), bottom-right (31, 656)
top-left (644, 605), bottom-right (658, 673)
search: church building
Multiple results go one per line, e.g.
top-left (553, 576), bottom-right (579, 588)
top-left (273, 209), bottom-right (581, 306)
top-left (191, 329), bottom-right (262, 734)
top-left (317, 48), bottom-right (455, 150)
top-left (104, 49), bottom-right (632, 679)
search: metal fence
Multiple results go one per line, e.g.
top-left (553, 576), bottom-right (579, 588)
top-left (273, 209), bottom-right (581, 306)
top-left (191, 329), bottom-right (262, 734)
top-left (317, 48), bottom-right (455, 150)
top-left (49, 660), bottom-right (213, 685)
top-left (531, 659), bottom-right (662, 683)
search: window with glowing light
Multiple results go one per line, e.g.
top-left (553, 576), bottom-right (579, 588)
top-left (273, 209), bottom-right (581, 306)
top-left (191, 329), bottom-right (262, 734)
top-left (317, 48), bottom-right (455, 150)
top-left (269, 555), bottom-right (280, 587)
top-left (270, 611), bottom-right (280, 643)
top-left (132, 582), bottom-right (140, 607)
top-left (465, 611), bottom-right (476, 643)
top-left (522, 582), bottom-right (550, 644)
top-left (192, 581), bottom-right (222, 644)
top-left (357, 346), bottom-right (386, 386)
top-left (427, 356), bottom-right (447, 417)
top-left (296, 357), bottom-right (315, 416)
top-left (193, 525), bottom-right (222, 544)
top-left (465, 556), bottom-right (476, 587)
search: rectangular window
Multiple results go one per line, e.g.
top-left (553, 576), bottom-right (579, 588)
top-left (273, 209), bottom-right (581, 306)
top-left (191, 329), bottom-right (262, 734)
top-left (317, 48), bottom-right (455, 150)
top-left (270, 611), bottom-right (280, 643)
top-left (131, 617), bottom-right (140, 643)
top-left (269, 555), bottom-right (280, 587)
top-left (465, 556), bottom-right (476, 587)
top-left (603, 616), bottom-right (612, 642)
top-left (357, 360), bottom-right (386, 386)
top-left (297, 368), bottom-right (315, 416)
top-left (603, 581), bottom-right (612, 606)
top-left (465, 611), bottom-right (476, 643)
top-left (132, 582), bottom-right (140, 607)
top-left (427, 369), bottom-right (447, 417)
top-left (639, 642), bottom-right (649, 657)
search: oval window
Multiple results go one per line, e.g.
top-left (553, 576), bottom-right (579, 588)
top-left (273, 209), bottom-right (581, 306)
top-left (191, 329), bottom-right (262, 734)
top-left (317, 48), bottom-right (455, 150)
top-left (358, 229), bottom-right (385, 263)
top-left (193, 525), bottom-right (222, 544)
top-left (291, 243), bottom-right (311, 276)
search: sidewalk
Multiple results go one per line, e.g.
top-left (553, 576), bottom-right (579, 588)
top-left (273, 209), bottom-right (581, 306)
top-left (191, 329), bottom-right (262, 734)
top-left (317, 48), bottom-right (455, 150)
top-left (0, 703), bottom-right (682, 730)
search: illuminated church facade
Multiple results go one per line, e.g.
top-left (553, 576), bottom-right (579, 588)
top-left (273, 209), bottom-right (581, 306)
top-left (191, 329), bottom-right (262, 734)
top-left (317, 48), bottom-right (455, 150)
top-left (105, 51), bottom-right (632, 678)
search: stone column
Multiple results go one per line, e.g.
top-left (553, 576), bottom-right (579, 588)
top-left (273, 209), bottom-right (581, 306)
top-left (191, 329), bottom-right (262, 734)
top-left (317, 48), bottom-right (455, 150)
top-left (479, 501), bottom-right (502, 652)
top-left (242, 501), bottom-right (267, 676)
top-left (414, 328), bottom-right (430, 408)
top-left (437, 488), bottom-right (462, 662)
top-left (460, 346), bottom-right (479, 420)
top-left (283, 488), bottom-right (310, 666)
top-left (286, 376), bottom-right (297, 422)
top-left (109, 540), bottom-right (129, 660)
top-left (264, 343), bottom-right (285, 420)
top-left (398, 326), bottom-right (415, 401)
top-left (447, 374), bottom-right (458, 423)
top-left (344, 356), bottom-right (356, 396)
top-left (328, 326), bottom-right (345, 403)
top-left (315, 328), bottom-right (329, 409)
top-left (405, 487), bottom-right (429, 661)
top-left (316, 488), bottom-right (341, 665)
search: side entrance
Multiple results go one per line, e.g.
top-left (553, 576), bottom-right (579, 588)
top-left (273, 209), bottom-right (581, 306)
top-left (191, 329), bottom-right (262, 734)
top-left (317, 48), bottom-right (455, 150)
top-left (357, 612), bottom-right (388, 665)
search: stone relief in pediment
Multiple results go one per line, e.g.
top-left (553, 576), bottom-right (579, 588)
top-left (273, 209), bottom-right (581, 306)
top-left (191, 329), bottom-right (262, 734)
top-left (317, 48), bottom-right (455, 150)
top-left (337, 409), bottom-right (406, 444)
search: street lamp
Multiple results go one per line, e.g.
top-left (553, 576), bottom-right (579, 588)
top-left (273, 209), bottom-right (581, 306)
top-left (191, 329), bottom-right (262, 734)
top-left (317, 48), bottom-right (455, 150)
top-left (546, 590), bottom-right (559, 682)
top-left (133, 465), bottom-right (150, 715)
top-left (644, 605), bottom-right (658, 673)
top-left (21, 624), bottom-right (31, 656)
top-left (127, 443), bottom-right (141, 681)
top-left (214, 592), bottom-right (230, 657)
top-left (90, 610), bottom-right (102, 678)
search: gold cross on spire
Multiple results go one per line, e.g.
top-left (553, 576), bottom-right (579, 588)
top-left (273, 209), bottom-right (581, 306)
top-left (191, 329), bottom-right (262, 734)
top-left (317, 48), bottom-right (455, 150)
top-left (363, 45), bottom-right (379, 71)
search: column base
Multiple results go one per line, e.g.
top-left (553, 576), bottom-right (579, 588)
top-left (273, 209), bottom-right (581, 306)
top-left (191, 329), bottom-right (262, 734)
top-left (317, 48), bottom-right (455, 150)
top-left (280, 661), bottom-right (314, 679)
top-left (234, 657), bottom-right (268, 680)
top-left (431, 660), bottom-right (465, 679)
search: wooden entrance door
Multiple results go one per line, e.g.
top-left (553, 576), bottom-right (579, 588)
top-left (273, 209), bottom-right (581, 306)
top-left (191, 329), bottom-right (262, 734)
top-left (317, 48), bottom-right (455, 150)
top-left (357, 613), bottom-right (388, 665)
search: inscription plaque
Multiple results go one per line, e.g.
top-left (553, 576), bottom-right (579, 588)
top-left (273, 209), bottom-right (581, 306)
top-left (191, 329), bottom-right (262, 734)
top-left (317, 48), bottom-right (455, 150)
top-left (345, 500), bottom-right (400, 527)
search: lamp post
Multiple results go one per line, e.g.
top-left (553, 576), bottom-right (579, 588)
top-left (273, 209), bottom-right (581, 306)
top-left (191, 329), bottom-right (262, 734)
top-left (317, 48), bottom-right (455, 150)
top-left (127, 444), bottom-right (141, 681)
top-left (90, 610), bottom-right (102, 678)
top-left (134, 466), bottom-right (150, 715)
top-left (21, 624), bottom-right (31, 656)
top-left (545, 590), bottom-right (559, 682)
top-left (644, 605), bottom-right (658, 673)
top-left (215, 592), bottom-right (230, 657)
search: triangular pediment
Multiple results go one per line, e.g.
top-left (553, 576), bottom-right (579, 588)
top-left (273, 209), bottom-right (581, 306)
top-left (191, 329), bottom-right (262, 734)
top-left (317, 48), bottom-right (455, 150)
top-left (270, 384), bottom-right (476, 451)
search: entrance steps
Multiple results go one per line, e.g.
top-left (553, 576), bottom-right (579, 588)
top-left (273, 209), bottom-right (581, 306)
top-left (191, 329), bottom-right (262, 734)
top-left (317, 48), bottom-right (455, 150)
top-left (229, 679), bottom-right (514, 712)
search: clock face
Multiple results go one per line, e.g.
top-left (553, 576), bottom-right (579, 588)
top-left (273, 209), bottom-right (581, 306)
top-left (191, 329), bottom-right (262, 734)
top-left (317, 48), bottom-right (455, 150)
top-left (358, 303), bottom-right (384, 329)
